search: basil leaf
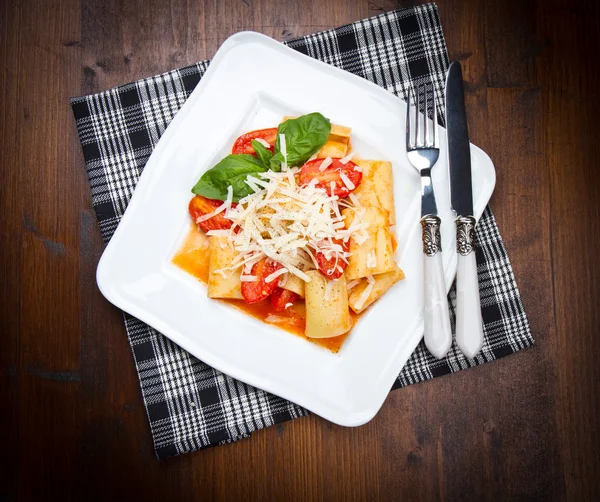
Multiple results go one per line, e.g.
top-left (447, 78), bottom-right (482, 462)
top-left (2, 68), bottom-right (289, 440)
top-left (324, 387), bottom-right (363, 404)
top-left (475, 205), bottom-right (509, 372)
top-left (269, 152), bottom-right (284, 171)
top-left (251, 139), bottom-right (274, 169)
top-left (275, 112), bottom-right (331, 166)
top-left (191, 154), bottom-right (267, 202)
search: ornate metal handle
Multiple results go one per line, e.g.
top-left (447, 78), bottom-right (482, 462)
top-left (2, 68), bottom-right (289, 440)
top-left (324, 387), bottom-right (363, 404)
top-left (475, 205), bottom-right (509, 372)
top-left (455, 215), bottom-right (476, 256)
top-left (420, 214), bottom-right (442, 256)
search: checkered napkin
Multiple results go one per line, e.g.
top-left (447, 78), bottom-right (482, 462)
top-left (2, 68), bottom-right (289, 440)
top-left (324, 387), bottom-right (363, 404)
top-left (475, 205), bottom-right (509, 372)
top-left (71, 3), bottom-right (533, 459)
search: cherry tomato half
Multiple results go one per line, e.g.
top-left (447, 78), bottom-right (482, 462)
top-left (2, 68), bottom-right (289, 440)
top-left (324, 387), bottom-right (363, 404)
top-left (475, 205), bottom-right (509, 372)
top-left (314, 239), bottom-right (349, 280)
top-left (241, 258), bottom-right (283, 304)
top-left (232, 128), bottom-right (278, 155)
top-left (299, 158), bottom-right (362, 197)
top-left (270, 287), bottom-right (299, 311)
top-left (188, 195), bottom-right (235, 233)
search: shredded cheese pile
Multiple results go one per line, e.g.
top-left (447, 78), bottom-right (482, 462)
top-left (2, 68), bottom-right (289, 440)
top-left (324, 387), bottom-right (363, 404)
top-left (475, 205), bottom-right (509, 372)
top-left (201, 163), bottom-right (370, 283)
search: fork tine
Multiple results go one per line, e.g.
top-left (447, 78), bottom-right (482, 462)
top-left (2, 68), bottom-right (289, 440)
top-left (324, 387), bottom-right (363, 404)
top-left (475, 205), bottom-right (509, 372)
top-left (432, 84), bottom-right (438, 148)
top-left (415, 84), bottom-right (420, 147)
top-left (406, 87), bottom-right (412, 148)
top-left (424, 84), bottom-right (429, 147)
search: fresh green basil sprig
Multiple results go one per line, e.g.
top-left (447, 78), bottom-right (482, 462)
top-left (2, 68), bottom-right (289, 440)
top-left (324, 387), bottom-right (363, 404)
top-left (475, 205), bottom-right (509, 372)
top-left (275, 112), bottom-right (332, 166)
top-left (250, 139), bottom-right (285, 172)
top-left (191, 113), bottom-right (331, 202)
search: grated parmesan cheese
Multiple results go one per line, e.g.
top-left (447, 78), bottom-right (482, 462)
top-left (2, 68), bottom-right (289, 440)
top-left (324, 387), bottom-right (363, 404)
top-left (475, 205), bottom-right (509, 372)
top-left (367, 250), bottom-right (377, 269)
top-left (214, 269), bottom-right (228, 279)
top-left (354, 283), bottom-right (373, 310)
top-left (206, 229), bottom-right (231, 237)
top-left (240, 275), bottom-right (258, 282)
top-left (265, 267), bottom-right (288, 284)
top-left (339, 172), bottom-right (356, 190)
top-left (324, 279), bottom-right (334, 300)
top-left (347, 279), bottom-right (360, 290)
top-left (355, 228), bottom-right (369, 245)
top-left (279, 134), bottom-right (288, 171)
top-left (348, 192), bottom-right (361, 207)
top-left (354, 275), bottom-right (376, 310)
top-left (318, 157), bottom-right (333, 172)
top-left (212, 167), bottom-right (363, 283)
top-left (244, 176), bottom-right (263, 194)
top-left (340, 151), bottom-right (355, 164)
top-left (265, 314), bottom-right (292, 324)
top-left (194, 191), bottom-right (232, 224)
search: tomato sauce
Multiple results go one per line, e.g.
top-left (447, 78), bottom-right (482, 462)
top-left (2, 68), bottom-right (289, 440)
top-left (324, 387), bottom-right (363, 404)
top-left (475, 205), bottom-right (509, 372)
top-left (172, 224), bottom-right (354, 353)
top-left (171, 225), bottom-right (210, 282)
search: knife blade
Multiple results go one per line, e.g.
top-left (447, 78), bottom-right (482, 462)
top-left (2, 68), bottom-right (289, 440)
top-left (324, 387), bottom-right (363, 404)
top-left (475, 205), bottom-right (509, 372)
top-left (445, 61), bottom-right (483, 359)
top-left (446, 62), bottom-right (473, 217)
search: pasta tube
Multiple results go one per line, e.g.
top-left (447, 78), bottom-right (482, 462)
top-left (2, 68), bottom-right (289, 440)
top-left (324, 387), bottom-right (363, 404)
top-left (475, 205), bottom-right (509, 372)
top-left (280, 272), bottom-right (305, 298)
top-left (343, 207), bottom-right (396, 280)
top-left (353, 160), bottom-right (396, 225)
top-left (207, 236), bottom-right (244, 299)
top-left (348, 267), bottom-right (405, 314)
top-left (304, 271), bottom-right (352, 338)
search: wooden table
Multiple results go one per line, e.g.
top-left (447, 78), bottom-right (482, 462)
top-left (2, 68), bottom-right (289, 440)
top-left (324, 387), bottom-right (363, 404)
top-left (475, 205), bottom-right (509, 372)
top-left (1, 0), bottom-right (599, 500)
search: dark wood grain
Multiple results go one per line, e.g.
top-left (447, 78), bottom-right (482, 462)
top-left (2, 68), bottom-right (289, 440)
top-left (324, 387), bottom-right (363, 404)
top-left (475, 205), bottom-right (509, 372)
top-left (1, 0), bottom-right (599, 500)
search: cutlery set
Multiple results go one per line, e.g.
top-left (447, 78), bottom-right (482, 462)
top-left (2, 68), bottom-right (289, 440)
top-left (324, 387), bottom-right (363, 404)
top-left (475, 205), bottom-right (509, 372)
top-left (406, 61), bottom-right (484, 360)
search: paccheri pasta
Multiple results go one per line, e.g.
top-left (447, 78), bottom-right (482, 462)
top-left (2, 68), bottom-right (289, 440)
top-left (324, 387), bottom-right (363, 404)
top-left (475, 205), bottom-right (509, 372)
top-left (174, 113), bottom-right (404, 351)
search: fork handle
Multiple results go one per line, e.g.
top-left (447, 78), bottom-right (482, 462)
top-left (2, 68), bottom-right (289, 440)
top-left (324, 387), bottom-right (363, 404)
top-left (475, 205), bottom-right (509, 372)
top-left (455, 216), bottom-right (484, 358)
top-left (421, 215), bottom-right (452, 359)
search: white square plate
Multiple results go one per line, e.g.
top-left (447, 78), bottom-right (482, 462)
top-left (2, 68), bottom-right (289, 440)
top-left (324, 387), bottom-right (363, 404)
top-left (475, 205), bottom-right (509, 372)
top-left (97, 32), bottom-right (496, 426)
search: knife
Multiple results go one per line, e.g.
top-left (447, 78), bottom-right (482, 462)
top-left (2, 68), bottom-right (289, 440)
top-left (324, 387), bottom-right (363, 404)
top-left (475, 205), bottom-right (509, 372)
top-left (445, 61), bottom-right (484, 358)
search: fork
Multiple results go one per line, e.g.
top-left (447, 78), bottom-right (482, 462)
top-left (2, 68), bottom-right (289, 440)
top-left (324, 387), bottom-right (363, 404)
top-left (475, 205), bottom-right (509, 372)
top-left (406, 83), bottom-right (452, 360)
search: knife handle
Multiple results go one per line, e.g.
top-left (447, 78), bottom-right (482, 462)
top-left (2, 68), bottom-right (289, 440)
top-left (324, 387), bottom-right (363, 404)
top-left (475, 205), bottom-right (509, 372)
top-left (455, 216), bottom-right (484, 358)
top-left (421, 215), bottom-right (452, 359)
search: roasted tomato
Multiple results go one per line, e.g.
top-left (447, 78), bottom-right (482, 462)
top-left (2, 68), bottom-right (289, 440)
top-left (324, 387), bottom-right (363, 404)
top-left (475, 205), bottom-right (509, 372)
top-left (232, 128), bottom-right (278, 155)
top-left (314, 239), bottom-right (349, 280)
top-left (299, 158), bottom-right (362, 197)
top-left (241, 258), bottom-right (283, 304)
top-left (270, 287), bottom-right (299, 311)
top-left (188, 195), bottom-right (235, 233)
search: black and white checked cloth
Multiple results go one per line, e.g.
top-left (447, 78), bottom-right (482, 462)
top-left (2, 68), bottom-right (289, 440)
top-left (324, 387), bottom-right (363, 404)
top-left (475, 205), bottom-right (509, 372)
top-left (71, 3), bottom-right (533, 459)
